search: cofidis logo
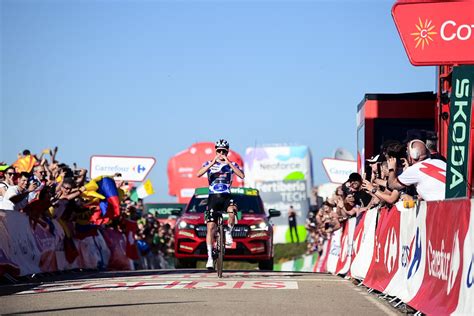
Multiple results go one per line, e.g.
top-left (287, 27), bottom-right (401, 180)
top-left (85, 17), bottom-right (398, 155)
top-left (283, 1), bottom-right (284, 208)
top-left (392, 1), bottom-right (474, 66)
top-left (411, 18), bottom-right (437, 50)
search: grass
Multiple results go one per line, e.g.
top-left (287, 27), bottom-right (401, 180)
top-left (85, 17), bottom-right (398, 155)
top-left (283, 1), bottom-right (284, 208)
top-left (195, 242), bottom-right (308, 270)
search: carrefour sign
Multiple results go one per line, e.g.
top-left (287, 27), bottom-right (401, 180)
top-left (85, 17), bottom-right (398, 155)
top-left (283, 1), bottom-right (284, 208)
top-left (90, 155), bottom-right (156, 182)
top-left (392, 1), bottom-right (474, 66)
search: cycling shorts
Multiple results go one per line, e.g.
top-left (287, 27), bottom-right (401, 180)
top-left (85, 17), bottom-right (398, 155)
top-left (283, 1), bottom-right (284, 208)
top-left (205, 193), bottom-right (237, 223)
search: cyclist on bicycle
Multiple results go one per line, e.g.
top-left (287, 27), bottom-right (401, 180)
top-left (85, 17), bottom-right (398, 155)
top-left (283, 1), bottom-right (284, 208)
top-left (196, 139), bottom-right (245, 269)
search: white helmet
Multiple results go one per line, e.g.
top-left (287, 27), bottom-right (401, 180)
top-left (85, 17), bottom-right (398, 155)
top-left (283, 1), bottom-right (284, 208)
top-left (215, 139), bottom-right (229, 150)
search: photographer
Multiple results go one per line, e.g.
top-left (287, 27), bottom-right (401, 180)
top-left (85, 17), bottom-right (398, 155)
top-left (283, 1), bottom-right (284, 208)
top-left (387, 139), bottom-right (446, 201)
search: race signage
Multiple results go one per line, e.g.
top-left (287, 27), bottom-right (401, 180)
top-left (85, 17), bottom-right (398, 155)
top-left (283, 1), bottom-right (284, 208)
top-left (322, 158), bottom-right (357, 184)
top-left (445, 66), bottom-right (474, 198)
top-left (392, 1), bottom-right (474, 66)
top-left (90, 155), bottom-right (155, 182)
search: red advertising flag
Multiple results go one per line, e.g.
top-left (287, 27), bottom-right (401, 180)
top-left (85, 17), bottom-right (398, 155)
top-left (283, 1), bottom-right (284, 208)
top-left (392, 1), bottom-right (474, 66)
top-left (363, 207), bottom-right (401, 292)
top-left (408, 199), bottom-right (470, 314)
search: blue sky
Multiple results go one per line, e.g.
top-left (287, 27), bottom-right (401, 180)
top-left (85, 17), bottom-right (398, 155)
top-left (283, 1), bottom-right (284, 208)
top-left (1, 0), bottom-right (436, 202)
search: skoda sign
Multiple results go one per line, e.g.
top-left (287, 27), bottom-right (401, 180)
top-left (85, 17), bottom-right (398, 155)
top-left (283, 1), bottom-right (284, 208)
top-left (446, 66), bottom-right (474, 198)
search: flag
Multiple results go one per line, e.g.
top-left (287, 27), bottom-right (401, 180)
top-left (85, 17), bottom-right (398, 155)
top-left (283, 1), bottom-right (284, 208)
top-left (130, 179), bottom-right (154, 202)
top-left (13, 155), bottom-right (37, 172)
top-left (97, 177), bottom-right (121, 218)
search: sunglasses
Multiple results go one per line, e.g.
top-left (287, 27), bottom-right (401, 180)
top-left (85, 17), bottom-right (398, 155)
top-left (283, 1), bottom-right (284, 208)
top-left (6, 172), bottom-right (15, 176)
top-left (216, 149), bottom-right (228, 154)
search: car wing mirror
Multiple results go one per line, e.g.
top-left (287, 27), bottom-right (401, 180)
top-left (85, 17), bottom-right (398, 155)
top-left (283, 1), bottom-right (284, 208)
top-left (268, 209), bottom-right (281, 218)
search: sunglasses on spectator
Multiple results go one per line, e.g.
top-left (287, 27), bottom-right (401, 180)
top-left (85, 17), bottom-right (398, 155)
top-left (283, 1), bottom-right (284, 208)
top-left (6, 172), bottom-right (15, 176)
top-left (216, 149), bottom-right (228, 154)
top-left (62, 186), bottom-right (72, 190)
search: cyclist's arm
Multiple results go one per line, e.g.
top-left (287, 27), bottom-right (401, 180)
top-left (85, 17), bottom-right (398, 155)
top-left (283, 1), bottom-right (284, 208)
top-left (196, 163), bottom-right (211, 177)
top-left (197, 159), bottom-right (216, 177)
top-left (229, 162), bottom-right (244, 179)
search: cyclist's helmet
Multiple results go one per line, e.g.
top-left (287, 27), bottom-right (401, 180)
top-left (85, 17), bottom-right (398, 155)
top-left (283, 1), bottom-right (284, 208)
top-left (215, 139), bottom-right (230, 150)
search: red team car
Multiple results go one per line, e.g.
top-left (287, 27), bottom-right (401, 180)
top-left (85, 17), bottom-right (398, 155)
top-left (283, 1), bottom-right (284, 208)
top-left (174, 187), bottom-right (281, 270)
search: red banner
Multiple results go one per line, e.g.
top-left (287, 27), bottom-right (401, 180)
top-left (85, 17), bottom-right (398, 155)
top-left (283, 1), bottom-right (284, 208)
top-left (363, 207), bottom-right (401, 292)
top-left (392, 1), bottom-right (474, 66)
top-left (408, 199), bottom-right (470, 314)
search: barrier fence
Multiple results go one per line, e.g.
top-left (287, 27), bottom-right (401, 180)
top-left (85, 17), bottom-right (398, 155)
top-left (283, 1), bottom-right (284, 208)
top-left (310, 198), bottom-right (473, 315)
top-left (0, 211), bottom-right (133, 277)
top-left (1, 198), bottom-right (473, 314)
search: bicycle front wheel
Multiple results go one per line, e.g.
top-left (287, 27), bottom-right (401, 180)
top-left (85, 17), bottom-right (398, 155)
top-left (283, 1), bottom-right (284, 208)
top-left (216, 223), bottom-right (225, 278)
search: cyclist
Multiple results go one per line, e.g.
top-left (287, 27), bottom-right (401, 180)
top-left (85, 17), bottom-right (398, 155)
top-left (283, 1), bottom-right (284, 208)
top-left (196, 139), bottom-right (245, 269)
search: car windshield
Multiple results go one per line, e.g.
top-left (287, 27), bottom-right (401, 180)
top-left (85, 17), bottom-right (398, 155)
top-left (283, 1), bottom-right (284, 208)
top-left (186, 195), bottom-right (265, 215)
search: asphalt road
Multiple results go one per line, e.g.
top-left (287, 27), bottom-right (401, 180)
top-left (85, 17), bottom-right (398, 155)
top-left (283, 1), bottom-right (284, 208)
top-left (0, 270), bottom-right (400, 315)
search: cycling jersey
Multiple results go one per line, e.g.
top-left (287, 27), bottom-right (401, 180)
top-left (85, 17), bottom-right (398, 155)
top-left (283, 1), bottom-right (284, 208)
top-left (203, 160), bottom-right (242, 194)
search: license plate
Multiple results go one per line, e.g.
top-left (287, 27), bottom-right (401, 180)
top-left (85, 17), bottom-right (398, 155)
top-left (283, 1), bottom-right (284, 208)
top-left (225, 241), bottom-right (237, 249)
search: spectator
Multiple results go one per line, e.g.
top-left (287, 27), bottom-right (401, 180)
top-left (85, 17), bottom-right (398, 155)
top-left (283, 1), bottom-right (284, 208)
top-left (387, 139), bottom-right (446, 201)
top-left (288, 205), bottom-right (299, 243)
top-left (347, 173), bottom-right (372, 207)
top-left (0, 172), bottom-right (35, 211)
top-left (0, 167), bottom-right (16, 198)
top-left (425, 130), bottom-right (446, 162)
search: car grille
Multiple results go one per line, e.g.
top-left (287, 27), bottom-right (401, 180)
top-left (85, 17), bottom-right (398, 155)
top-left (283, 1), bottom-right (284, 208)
top-left (195, 224), bottom-right (249, 238)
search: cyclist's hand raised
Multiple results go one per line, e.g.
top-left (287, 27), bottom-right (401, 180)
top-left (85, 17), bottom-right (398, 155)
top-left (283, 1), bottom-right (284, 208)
top-left (210, 155), bottom-right (219, 165)
top-left (222, 155), bottom-right (231, 165)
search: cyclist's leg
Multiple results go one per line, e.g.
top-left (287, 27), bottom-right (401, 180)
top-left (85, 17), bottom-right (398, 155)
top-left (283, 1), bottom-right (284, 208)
top-left (206, 194), bottom-right (223, 267)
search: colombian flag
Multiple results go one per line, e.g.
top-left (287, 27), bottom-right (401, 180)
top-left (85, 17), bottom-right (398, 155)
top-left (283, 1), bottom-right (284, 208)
top-left (97, 177), bottom-right (121, 219)
top-left (83, 176), bottom-right (121, 220)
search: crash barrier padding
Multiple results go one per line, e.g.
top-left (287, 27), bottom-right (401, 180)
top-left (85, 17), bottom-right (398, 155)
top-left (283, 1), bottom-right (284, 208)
top-left (311, 199), bottom-right (474, 315)
top-left (0, 211), bottom-right (133, 278)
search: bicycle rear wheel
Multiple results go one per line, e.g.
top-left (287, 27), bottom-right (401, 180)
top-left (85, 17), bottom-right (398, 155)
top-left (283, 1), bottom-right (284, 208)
top-left (216, 220), bottom-right (225, 278)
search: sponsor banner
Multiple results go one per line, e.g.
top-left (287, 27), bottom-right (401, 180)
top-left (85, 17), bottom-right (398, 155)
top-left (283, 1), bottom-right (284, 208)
top-left (335, 217), bottom-right (356, 275)
top-left (102, 228), bottom-right (133, 271)
top-left (245, 146), bottom-right (312, 242)
top-left (392, 1), bottom-right (474, 66)
top-left (76, 232), bottom-right (111, 270)
top-left (350, 207), bottom-right (378, 280)
top-left (0, 212), bottom-right (41, 275)
top-left (322, 158), bottom-right (357, 184)
top-left (90, 155), bottom-right (156, 182)
top-left (167, 142), bottom-right (244, 203)
top-left (326, 228), bottom-right (342, 274)
top-left (408, 199), bottom-right (470, 315)
top-left (384, 201), bottom-right (427, 302)
top-left (314, 239), bottom-right (331, 273)
top-left (363, 207), bottom-right (401, 292)
top-left (256, 179), bottom-right (310, 229)
top-left (453, 199), bottom-right (474, 315)
top-left (446, 66), bottom-right (474, 198)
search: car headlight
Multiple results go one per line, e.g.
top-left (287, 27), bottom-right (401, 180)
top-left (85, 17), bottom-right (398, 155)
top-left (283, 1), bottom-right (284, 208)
top-left (178, 221), bottom-right (195, 229)
top-left (250, 222), bottom-right (269, 231)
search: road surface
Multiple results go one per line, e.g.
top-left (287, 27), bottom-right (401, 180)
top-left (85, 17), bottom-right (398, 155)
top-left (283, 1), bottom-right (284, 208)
top-left (0, 270), bottom-right (399, 315)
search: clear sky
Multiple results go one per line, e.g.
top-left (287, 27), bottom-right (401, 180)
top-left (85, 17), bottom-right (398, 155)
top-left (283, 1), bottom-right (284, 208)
top-left (1, 0), bottom-right (436, 202)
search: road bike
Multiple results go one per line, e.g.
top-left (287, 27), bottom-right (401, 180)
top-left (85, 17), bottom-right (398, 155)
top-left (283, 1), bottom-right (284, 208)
top-left (212, 213), bottom-right (228, 278)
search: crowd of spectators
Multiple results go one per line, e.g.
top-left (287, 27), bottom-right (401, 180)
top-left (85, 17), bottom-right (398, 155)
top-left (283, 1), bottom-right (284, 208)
top-left (305, 129), bottom-right (447, 255)
top-left (0, 147), bottom-right (174, 270)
